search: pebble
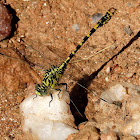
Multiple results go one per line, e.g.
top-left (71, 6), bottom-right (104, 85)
top-left (106, 67), bottom-right (110, 74)
top-left (105, 77), bottom-right (109, 82)
top-left (72, 24), bottom-right (79, 32)
top-left (0, 4), bottom-right (12, 41)
top-left (124, 25), bottom-right (133, 36)
top-left (92, 13), bottom-right (103, 24)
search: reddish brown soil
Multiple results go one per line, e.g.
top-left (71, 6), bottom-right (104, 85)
top-left (0, 0), bottom-right (139, 139)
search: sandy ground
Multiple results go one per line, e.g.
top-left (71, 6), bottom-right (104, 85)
top-left (0, 0), bottom-right (139, 139)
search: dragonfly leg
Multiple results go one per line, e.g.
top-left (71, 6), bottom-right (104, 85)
top-left (55, 88), bottom-right (61, 100)
top-left (49, 93), bottom-right (53, 107)
top-left (33, 94), bottom-right (38, 100)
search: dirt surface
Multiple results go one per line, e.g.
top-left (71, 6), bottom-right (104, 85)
top-left (0, 0), bottom-right (139, 139)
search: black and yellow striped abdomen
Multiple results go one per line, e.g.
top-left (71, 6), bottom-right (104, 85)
top-left (35, 8), bottom-right (116, 96)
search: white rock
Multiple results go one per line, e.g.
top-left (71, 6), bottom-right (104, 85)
top-left (97, 84), bottom-right (140, 137)
top-left (20, 90), bottom-right (78, 140)
top-left (122, 97), bottom-right (140, 136)
top-left (100, 84), bottom-right (126, 106)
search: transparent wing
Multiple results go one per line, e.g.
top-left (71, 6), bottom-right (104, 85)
top-left (19, 37), bottom-right (120, 107)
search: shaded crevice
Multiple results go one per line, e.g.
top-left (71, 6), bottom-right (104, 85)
top-left (5, 4), bottom-right (19, 39)
top-left (70, 31), bottom-right (140, 126)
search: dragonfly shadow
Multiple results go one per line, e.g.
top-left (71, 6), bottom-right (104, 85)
top-left (69, 72), bottom-right (97, 126)
top-left (70, 31), bottom-right (140, 126)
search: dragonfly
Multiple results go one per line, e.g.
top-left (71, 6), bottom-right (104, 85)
top-left (16, 8), bottom-right (123, 124)
top-left (33, 8), bottom-right (117, 103)
top-left (18, 8), bottom-right (121, 113)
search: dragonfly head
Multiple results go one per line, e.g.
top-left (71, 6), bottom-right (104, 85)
top-left (35, 84), bottom-right (46, 96)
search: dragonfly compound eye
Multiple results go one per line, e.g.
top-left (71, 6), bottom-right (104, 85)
top-left (35, 84), bottom-right (42, 96)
